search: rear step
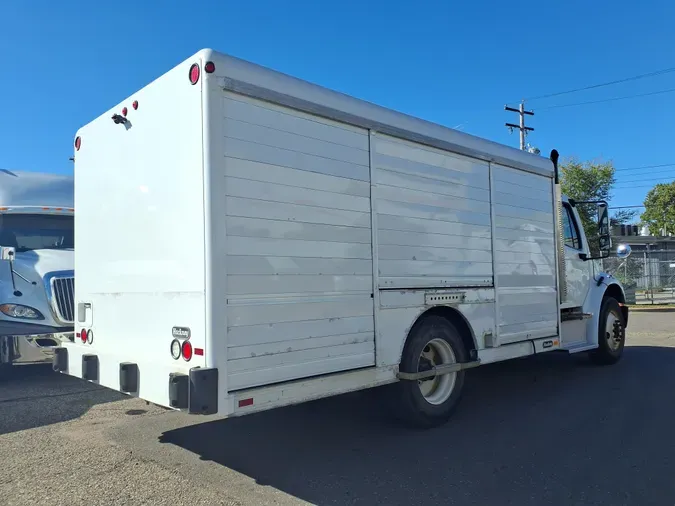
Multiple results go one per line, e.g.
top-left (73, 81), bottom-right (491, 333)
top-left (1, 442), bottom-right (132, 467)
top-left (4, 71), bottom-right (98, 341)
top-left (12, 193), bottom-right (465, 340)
top-left (561, 309), bottom-right (593, 322)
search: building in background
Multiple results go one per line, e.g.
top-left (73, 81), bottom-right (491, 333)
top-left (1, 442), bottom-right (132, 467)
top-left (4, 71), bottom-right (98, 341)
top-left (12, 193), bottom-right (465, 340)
top-left (609, 224), bottom-right (675, 304)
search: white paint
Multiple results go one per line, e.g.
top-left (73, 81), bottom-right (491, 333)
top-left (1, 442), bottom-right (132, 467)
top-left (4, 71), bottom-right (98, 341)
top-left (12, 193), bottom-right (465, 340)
top-left (60, 48), bottom-right (625, 419)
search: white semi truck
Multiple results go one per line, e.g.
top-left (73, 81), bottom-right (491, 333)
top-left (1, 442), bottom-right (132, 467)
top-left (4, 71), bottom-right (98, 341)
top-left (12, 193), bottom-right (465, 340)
top-left (0, 170), bottom-right (74, 373)
top-left (54, 49), bottom-right (632, 427)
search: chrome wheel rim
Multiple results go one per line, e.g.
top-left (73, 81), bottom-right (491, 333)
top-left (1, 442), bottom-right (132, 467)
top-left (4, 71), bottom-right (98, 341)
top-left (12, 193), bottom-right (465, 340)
top-left (417, 338), bottom-right (457, 405)
top-left (605, 310), bottom-right (623, 351)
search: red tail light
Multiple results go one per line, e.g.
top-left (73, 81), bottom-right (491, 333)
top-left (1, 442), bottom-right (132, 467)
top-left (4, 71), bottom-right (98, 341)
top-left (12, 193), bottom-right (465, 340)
top-left (182, 340), bottom-right (193, 361)
top-left (80, 330), bottom-right (87, 343)
top-left (189, 63), bottom-right (200, 85)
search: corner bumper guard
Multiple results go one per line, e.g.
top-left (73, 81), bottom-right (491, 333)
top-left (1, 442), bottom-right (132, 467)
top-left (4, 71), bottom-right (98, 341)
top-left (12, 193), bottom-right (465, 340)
top-left (169, 368), bottom-right (218, 415)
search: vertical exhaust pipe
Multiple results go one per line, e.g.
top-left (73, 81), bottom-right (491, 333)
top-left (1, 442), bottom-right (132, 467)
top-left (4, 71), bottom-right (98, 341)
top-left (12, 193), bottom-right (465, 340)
top-left (550, 149), bottom-right (567, 303)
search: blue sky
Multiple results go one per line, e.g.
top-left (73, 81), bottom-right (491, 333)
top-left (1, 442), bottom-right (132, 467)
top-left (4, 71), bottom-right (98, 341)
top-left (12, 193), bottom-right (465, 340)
top-left (2, 0), bottom-right (674, 216)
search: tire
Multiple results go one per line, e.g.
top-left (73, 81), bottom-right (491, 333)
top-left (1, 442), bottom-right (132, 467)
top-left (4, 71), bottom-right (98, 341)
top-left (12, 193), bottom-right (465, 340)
top-left (590, 296), bottom-right (625, 365)
top-left (392, 315), bottom-right (468, 429)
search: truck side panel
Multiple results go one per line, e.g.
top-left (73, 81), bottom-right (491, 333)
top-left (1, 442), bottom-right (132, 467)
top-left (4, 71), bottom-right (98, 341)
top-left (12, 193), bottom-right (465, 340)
top-left (370, 133), bottom-right (493, 289)
top-left (220, 92), bottom-right (376, 391)
top-left (491, 164), bottom-right (558, 344)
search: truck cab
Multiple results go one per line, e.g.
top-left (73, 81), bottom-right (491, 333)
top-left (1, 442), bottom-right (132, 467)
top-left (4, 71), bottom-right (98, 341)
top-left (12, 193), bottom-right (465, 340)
top-left (0, 169), bottom-right (75, 373)
top-left (555, 180), bottom-right (631, 356)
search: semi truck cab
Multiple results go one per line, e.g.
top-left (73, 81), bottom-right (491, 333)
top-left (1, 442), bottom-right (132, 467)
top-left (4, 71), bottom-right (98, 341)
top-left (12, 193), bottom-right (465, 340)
top-left (0, 169), bottom-right (75, 374)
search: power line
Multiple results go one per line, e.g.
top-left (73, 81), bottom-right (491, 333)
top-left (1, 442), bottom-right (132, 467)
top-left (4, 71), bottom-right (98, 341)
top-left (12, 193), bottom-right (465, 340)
top-left (616, 163), bottom-right (675, 172)
top-left (614, 184), bottom-right (668, 189)
top-left (537, 87), bottom-right (675, 110)
top-left (515, 65), bottom-right (675, 103)
top-left (616, 175), bottom-right (675, 184)
top-left (615, 182), bottom-right (674, 190)
top-left (615, 168), bottom-right (675, 178)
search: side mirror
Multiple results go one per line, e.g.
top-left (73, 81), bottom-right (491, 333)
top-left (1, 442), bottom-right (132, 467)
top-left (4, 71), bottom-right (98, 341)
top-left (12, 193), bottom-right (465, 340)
top-left (616, 243), bottom-right (632, 259)
top-left (0, 246), bottom-right (15, 261)
top-left (597, 203), bottom-right (611, 256)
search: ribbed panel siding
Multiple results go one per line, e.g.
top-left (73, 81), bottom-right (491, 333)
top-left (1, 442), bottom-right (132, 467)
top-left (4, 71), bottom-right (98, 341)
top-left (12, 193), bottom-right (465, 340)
top-left (222, 92), bottom-right (375, 391)
top-left (492, 164), bottom-right (557, 343)
top-left (371, 133), bottom-right (493, 289)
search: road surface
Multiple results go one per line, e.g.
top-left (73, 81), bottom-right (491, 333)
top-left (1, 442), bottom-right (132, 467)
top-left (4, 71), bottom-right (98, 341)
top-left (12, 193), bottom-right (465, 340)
top-left (1, 311), bottom-right (674, 505)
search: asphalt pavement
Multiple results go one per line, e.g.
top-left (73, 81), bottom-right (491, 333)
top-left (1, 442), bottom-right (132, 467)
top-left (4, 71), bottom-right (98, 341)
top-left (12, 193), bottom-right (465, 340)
top-left (1, 311), bottom-right (674, 506)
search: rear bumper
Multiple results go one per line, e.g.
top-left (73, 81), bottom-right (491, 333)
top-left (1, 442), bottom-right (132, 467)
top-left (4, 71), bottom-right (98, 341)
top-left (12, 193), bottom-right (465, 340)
top-left (0, 332), bottom-right (75, 365)
top-left (53, 345), bottom-right (219, 415)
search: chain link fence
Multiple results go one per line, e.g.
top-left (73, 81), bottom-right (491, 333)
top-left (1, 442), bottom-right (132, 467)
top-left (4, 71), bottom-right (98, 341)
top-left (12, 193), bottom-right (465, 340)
top-left (603, 249), bottom-right (675, 305)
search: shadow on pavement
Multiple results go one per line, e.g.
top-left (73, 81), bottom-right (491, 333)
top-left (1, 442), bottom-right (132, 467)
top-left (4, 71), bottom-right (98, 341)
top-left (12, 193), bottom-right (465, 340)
top-left (0, 364), bottom-right (125, 436)
top-left (160, 346), bottom-right (675, 505)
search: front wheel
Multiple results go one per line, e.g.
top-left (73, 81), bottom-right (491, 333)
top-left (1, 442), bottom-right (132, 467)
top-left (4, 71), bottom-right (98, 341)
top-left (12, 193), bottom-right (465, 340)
top-left (392, 315), bottom-right (468, 428)
top-left (590, 296), bottom-right (625, 365)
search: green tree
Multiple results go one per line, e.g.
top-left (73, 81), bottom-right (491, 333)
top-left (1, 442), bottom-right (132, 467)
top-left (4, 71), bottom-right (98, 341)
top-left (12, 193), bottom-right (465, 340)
top-left (559, 158), bottom-right (636, 254)
top-left (640, 182), bottom-right (675, 236)
top-left (559, 158), bottom-right (637, 227)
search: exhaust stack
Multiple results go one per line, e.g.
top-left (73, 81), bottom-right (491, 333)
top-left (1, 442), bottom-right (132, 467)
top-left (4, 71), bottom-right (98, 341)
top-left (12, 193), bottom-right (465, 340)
top-left (550, 149), bottom-right (567, 303)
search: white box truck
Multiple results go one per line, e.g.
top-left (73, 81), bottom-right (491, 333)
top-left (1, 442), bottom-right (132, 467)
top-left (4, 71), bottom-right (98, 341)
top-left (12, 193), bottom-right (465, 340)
top-left (54, 49), bottom-right (632, 427)
top-left (0, 170), bottom-right (74, 374)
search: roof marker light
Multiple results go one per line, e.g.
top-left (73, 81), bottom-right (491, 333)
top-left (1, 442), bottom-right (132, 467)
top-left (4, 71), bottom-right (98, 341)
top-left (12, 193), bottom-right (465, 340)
top-left (189, 63), bottom-right (200, 85)
top-left (204, 61), bottom-right (215, 73)
top-left (75, 136), bottom-right (81, 151)
top-left (132, 100), bottom-right (138, 110)
top-left (122, 107), bottom-right (128, 117)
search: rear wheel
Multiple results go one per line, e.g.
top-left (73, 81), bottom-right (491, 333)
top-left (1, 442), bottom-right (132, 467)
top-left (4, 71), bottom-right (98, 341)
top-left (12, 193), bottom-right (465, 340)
top-left (393, 315), bottom-right (468, 428)
top-left (590, 296), bottom-right (625, 365)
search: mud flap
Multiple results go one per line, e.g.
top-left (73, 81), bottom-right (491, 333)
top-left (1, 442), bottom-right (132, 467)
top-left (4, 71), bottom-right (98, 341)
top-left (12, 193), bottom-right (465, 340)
top-left (619, 304), bottom-right (629, 328)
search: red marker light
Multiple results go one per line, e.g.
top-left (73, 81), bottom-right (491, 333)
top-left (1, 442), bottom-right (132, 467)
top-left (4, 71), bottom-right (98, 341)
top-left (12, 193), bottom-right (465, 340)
top-left (182, 340), bottom-right (193, 361)
top-left (238, 398), bottom-right (254, 408)
top-left (132, 100), bottom-right (138, 110)
top-left (194, 347), bottom-right (204, 356)
top-left (122, 107), bottom-right (128, 117)
top-left (189, 63), bottom-right (200, 85)
top-left (75, 136), bottom-right (81, 151)
top-left (204, 61), bottom-right (216, 73)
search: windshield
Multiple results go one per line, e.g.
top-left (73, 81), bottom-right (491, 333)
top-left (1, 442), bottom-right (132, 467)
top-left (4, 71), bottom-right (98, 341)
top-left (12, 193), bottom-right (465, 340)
top-left (0, 214), bottom-right (74, 252)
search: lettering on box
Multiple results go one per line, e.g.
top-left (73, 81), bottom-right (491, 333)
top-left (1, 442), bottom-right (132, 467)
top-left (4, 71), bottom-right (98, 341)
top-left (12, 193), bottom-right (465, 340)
top-left (172, 326), bottom-right (191, 340)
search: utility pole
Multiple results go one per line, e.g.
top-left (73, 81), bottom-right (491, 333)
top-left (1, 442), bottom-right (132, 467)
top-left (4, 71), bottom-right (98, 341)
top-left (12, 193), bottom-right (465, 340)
top-left (505, 102), bottom-right (534, 150)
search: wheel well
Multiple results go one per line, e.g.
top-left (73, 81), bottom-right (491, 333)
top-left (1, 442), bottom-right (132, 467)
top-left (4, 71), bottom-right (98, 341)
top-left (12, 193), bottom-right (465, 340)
top-left (604, 283), bottom-right (626, 304)
top-left (413, 306), bottom-right (477, 357)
